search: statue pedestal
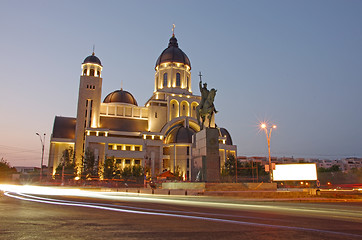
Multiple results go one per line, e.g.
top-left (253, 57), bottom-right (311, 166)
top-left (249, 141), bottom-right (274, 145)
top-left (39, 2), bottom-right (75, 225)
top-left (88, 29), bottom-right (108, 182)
top-left (192, 128), bottom-right (220, 182)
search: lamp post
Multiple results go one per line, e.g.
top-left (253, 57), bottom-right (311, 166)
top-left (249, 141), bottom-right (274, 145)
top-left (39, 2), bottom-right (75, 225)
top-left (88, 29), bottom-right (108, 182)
top-left (260, 123), bottom-right (276, 182)
top-left (36, 133), bottom-right (46, 182)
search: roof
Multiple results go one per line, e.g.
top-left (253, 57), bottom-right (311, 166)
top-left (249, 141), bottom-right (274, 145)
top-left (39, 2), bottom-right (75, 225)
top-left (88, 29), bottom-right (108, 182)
top-left (52, 116), bottom-right (76, 139)
top-left (103, 89), bottom-right (138, 106)
top-left (82, 52), bottom-right (102, 66)
top-left (219, 127), bottom-right (233, 145)
top-left (99, 116), bottom-right (147, 132)
top-left (155, 35), bottom-right (191, 69)
top-left (157, 170), bottom-right (176, 179)
top-left (165, 125), bottom-right (196, 144)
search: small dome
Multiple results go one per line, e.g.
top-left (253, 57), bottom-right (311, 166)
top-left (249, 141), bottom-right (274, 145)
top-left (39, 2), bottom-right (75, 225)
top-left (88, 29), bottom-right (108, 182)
top-left (83, 52), bottom-right (102, 66)
top-left (219, 128), bottom-right (233, 145)
top-left (166, 125), bottom-right (196, 144)
top-left (103, 89), bottom-right (138, 106)
top-left (155, 35), bottom-right (191, 70)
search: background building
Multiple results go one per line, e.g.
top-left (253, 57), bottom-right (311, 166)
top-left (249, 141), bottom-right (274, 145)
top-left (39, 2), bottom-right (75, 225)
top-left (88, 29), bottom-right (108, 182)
top-left (48, 33), bottom-right (237, 181)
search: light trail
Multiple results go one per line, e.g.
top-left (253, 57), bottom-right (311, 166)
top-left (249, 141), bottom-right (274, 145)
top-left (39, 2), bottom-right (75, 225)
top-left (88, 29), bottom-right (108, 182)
top-left (1, 184), bottom-right (362, 221)
top-left (3, 191), bottom-right (284, 223)
top-left (3, 191), bottom-right (362, 239)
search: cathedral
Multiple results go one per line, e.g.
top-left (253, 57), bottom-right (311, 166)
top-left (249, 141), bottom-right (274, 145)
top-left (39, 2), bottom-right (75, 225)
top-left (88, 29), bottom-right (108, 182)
top-left (47, 32), bottom-right (237, 181)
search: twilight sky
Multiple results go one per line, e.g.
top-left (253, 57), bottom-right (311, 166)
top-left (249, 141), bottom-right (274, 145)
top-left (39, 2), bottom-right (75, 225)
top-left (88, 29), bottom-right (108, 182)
top-left (0, 0), bottom-right (361, 167)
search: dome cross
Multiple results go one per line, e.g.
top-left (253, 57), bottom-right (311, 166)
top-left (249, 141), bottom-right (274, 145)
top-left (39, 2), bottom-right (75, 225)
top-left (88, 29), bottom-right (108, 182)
top-left (172, 24), bottom-right (175, 36)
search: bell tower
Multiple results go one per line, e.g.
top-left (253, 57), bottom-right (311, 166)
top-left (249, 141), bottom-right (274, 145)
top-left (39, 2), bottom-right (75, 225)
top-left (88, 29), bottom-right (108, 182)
top-left (154, 32), bottom-right (192, 95)
top-left (74, 52), bottom-right (103, 166)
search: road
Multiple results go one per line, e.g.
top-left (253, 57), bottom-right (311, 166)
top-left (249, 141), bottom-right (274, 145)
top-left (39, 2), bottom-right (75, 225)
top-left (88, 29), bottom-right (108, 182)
top-left (0, 186), bottom-right (361, 240)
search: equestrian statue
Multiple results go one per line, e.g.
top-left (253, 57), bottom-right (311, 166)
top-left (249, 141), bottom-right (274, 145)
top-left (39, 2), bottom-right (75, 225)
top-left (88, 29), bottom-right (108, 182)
top-left (196, 76), bottom-right (217, 130)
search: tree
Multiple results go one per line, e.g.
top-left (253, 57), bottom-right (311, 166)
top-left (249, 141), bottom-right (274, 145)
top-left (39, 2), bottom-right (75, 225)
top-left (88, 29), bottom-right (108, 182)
top-left (223, 154), bottom-right (240, 176)
top-left (121, 166), bottom-right (132, 181)
top-left (221, 154), bottom-right (242, 182)
top-left (132, 165), bottom-right (143, 178)
top-left (55, 147), bottom-right (76, 180)
top-left (83, 148), bottom-right (97, 179)
top-left (103, 156), bottom-right (116, 180)
top-left (318, 164), bottom-right (341, 173)
top-left (0, 158), bottom-right (16, 182)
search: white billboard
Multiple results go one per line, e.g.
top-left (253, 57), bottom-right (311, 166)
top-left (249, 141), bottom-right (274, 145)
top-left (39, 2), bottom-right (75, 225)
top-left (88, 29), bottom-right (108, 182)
top-left (272, 163), bottom-right (317, 181)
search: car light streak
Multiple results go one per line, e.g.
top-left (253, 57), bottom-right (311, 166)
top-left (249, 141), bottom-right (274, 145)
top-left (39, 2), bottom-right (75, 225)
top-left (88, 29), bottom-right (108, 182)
top-left (6, 192), bottom-right (283, 223)
top-left (1, 184), bottom-right (361, 221)
top-left (4, 191), bottom-right (362, 239)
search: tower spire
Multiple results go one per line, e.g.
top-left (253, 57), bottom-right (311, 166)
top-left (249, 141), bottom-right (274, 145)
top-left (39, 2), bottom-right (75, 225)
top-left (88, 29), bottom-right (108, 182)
top-left (172, 24), bottom-right (175, 37)
top-left (92, 44), bottom-right (95, 55)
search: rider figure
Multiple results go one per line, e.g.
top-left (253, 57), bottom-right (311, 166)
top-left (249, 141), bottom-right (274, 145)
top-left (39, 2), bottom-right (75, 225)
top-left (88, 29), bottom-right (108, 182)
top-left (199, 80), bottom-right (209, 110)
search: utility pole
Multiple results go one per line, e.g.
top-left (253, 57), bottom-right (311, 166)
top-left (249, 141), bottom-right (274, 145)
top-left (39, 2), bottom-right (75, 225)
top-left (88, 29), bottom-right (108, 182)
top-left (36, 133), bottom-right (46, 182)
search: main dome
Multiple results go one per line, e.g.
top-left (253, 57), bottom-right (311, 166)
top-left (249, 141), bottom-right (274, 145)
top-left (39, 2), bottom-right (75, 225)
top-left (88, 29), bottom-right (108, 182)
top-left (165, 125), bottom-right (196, 144)
top-left (83, 52), bottom-right (102, 66)
top-left (103, 89), bottom-right (138, 106)
top-left (155, 35), bottom-right (191, 70)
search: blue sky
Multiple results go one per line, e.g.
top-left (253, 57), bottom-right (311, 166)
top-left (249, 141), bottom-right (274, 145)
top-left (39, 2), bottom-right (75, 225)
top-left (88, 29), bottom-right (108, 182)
top-left (0, 0), bottom-right (361, 167)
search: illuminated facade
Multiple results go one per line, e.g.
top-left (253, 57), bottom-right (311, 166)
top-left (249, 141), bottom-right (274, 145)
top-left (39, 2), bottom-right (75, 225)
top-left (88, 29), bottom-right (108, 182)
top-left (48, 33), bottom-right (237, 180)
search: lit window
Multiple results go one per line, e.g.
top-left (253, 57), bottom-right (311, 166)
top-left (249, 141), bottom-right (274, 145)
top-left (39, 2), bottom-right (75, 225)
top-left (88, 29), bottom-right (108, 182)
top-left (176, 73), bottom-right (181, 87)
top-left (89, 69), bottom-right (95, 76)
top-left (163, 73), bottom-right (168, 87)
top-left (126, 146), bottom-right (131, 151)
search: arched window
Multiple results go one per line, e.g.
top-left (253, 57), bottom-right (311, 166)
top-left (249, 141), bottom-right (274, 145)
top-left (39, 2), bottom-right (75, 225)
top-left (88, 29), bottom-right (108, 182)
top-left (83, 69), bottom-right (87, 76)
top-left (97, 70), bottom-right (101, 77)
top-left (180, 101), bottom-right (189, 117)
top-left (191, 102), bottom-right (198, 118)
top-left (89, 69), bottom-right (95, 76)
top-left (176, 73), bottom-right (181, 87)
top-left (170, 100), bottom-right (179, 120)
top-left (163, 73), bottom-right (168, 87)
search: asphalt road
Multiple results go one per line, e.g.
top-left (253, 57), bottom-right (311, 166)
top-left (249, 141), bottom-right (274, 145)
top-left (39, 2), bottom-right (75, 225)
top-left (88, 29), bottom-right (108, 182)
top-left (1, 189), bottom-right (362, 240)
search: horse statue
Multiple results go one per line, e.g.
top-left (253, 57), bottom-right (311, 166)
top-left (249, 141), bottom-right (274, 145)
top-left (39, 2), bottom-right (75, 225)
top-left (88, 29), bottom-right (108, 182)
top-left (196, 88), bottom-right (217, 129)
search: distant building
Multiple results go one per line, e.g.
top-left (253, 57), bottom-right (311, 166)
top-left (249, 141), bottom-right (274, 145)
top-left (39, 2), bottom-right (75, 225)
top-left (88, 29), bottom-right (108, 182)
top-left (48, 32), bottom-right (237, 180)
top-left (237, 156), bottom-right (362, 172)
top-left (14, 166), bottom-right (39, 174)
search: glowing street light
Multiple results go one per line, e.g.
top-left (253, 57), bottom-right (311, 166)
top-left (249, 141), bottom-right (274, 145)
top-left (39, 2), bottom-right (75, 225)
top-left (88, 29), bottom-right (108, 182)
top-left (36, 133), bottom-right (46, 182)
top-left (260, 123), bottom-right (276, 182)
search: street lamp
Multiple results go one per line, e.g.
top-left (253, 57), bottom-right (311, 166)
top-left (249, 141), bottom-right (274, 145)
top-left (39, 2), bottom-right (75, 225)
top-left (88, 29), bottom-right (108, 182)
top-left (260, 123), bottom-right (276, 182)
top-left (36, 132), bottom-right (46, 182)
